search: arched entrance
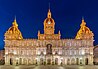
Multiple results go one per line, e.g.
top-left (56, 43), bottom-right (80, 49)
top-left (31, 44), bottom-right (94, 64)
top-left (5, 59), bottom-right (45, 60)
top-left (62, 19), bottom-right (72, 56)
top-left (19, 58), bottom-right (22, 65)
top-left (76, 58), bottom-right (79, 65)
top-left (40, 58), bottom-right (44, 65)
top-left (80, 58), bottom-right (82, 65)
top-left (46, 44), bottom-right (52, 54)
top-left (85, 58), bottom-right (88, 65)
top-left (71, 58), bottom-right (75, 65)
top-left (10, 58), bottom-right (13, 65)
top-left (55, 58), bottom-right (58, 65)
top-left (16, 59), bottom-right (18, 65)
top-left (47, 59), bottom-right (51, 65)
top-left (35, 59), bottom-right (37, 65)
top-left (23, 58), bottom-right (27, 65)
top-left (28, 59), bottom-right (31, 64)
top-left (67, 59), bottom-right (70, 65)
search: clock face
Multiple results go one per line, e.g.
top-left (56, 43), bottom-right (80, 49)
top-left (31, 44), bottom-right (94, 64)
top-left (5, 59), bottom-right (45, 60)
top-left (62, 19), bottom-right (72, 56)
top-left (48, 21), bottom-right (51, 24)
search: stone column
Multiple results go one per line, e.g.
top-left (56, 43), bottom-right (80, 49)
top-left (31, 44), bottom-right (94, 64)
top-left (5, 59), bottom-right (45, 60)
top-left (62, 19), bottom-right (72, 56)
top-left (65, 58), bottom-right (67, 65)
top-left (5, 55), bottom-right (10, 65)
top-left (83, 57), bottom-right (85, 65)
top-left (13, 58), bottom-right (16, 65)
top-left (22, 58), bottom-right (23, 64)
top-left (91, 55), bottom-right (94, 65)
top-left (27, 59), bottom-right (28, 65)
top-left (88, 56), bottom-right (93, 65)
top-left (38, 57), bottom-right (40, 65)
top-left (58, 57), bottom-right (61, 65)
top-left (46, 57), bottom-right (47, 65)
top-left (51, 57), bottom-right (52, 65)
top-left (5, 55), bottom-right (7, 65)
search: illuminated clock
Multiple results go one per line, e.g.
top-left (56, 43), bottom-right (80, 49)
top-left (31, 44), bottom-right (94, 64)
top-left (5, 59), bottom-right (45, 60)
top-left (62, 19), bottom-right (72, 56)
top-left (48, 21), bottom-right (51, 24)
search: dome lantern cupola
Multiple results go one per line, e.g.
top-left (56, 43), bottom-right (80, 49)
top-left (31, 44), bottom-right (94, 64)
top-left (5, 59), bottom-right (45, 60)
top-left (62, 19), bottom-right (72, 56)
top-left (47, 9), bottom-right (51, 18)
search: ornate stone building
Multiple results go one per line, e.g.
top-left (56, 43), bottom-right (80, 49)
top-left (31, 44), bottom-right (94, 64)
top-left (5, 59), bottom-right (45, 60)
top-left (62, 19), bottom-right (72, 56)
top-left (4, 9), bottom-right (94, 65)
top-left (0, 50), bottom-right (5, 60)
top-left (93, 45), bottom-right (98, 64)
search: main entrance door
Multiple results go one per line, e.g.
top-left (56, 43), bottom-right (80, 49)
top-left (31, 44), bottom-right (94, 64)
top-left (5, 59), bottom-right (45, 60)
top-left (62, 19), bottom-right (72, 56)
top-left (76, 58), bottom-right (79, 65)
top-left (55, 58), bottom-right (58, 65)
top-left (67, 59), bottom-right (70, 65)
top-left (47, 59), bottom-right (51, 65)
top-left (85, 58), bottom-right (88, 65)
top-left (10, 58), bottom-right (13, 65)
top-left (40, 58), bottom-right (43, 65)
top-left (80, 59), bottom-right (82, 64)
top-left (71, 58), bottom-right (75, 65)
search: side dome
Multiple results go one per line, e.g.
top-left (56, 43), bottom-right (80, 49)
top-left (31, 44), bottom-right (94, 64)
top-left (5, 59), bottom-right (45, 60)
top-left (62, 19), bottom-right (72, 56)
top-left (4, 18), bottom-right (23, 40)
top-left (75, 18), bottom-right (94, 40)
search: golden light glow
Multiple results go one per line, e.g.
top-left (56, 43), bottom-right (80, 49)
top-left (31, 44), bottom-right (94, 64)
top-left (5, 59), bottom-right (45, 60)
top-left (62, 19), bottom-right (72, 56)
top-left (81, 50), bottom-right (85, 55)
top-left (38, 8), bottom-right (61, 40)
top-left (14, 51), bottom-right (17, 55)
top-left (4, 9), bottom-right (94, 65)
top-left (44, 52), bottom-right (46, 55)
top-left (4, 17), bottom-right (23, 40)
top-left (75, 18), bottom-right (94, 40)
top-left (47, 9), bottom-right (51, 18)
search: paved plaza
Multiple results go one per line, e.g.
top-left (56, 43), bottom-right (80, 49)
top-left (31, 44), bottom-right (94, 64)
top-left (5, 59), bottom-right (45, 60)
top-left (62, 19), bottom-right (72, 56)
top-left (0, 65), bottom-right (98, 69)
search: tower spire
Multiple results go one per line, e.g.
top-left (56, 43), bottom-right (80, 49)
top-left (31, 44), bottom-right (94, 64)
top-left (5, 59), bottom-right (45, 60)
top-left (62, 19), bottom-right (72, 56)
top-left (47, 3), bottom-right (51, 18)
top-left (49, 2), bottom-right (50, 10)
top-left (82, 16), bottom-right (84, 22)
top-left (80, 16), bottom-right (86, 27)
top-left (13, 16), bottom-right (18, 27)
top-left (14, 15), bottom-right (16, 22)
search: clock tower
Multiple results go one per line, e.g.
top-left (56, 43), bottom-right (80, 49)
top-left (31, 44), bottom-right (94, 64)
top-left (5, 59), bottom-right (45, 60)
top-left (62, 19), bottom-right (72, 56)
top-left (44, 9), bottom-right (55, 34)
top-left (38, 8), bottom-right (61, 40)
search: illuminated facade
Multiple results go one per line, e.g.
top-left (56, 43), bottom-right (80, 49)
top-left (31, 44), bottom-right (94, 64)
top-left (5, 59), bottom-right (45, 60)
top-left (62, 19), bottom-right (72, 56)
top-left (93, 45), bottom-right (98, 64)
top-left (0, 50), bottom-right (5, 60)
top-left (4, 9), bottom-right (94, 65)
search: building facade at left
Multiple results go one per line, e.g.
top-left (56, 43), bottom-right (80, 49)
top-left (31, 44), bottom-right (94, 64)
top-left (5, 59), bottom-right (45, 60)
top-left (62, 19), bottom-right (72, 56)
top-left (4, 9), bottom-right (94, 65)
top-left (0, 50), bottom-right (5, 65)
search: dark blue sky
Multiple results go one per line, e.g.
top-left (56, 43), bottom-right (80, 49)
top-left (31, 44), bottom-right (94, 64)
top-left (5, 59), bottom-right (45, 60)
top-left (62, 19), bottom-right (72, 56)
top-left (0, 0), bottom-right (98, 49)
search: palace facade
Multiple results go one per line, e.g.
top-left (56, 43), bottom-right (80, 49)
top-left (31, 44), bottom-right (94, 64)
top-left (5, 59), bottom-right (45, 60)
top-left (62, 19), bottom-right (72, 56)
top-left (93, 45), bottom-right (98, 64)
top-left (4, 9), bottom-right (94, 65)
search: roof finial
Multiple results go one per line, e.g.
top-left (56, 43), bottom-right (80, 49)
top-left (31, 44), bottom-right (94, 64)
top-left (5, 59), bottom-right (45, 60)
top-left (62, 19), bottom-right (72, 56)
top-left (58, 30), bottom-right (61, 35)
top-left (80, 16), bottom-right (86, 27)
top-left (14, 15), bottom-right (16, 22)
top-left (82, 16), bottom-right (84, 22)
top-left (47, 3), bottom-right (51, 18)
top-left (49, 2), bottom-right (50, 10)
top-left (82, 16), bottom-right (84, 20)
top-left (13, 15), bottom-right (18, 27)
top-left (48, 3), bottom-right (51, 12)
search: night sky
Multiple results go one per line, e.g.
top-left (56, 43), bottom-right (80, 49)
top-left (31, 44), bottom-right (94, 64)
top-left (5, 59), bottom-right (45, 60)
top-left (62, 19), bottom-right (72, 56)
top-left (0, 0), bottom-right (98, 49)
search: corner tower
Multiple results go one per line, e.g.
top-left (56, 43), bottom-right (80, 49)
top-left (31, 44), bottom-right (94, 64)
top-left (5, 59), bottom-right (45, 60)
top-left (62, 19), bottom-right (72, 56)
top-left (38, 8), bottom-right (61, 40)
top-left (4, 17), bottom-right (23, 40)
top-left (75, 18), bottom-right (94, 40)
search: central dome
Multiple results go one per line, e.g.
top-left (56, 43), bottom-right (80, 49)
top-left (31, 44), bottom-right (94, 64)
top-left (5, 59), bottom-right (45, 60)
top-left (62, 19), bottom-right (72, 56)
top-left (44, 18), bottom-right (54, 24)
top-left (44, 9), bottom-right (55, 24)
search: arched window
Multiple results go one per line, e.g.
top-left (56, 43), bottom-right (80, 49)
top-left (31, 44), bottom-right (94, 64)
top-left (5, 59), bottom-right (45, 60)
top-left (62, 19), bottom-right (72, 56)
top-left (46, 44), bottom-right (52, 54)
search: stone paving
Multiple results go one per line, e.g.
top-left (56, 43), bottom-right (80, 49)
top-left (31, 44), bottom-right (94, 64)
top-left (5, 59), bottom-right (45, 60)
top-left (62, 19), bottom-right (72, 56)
top-left (0, 65), bottom-right (98, 69)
